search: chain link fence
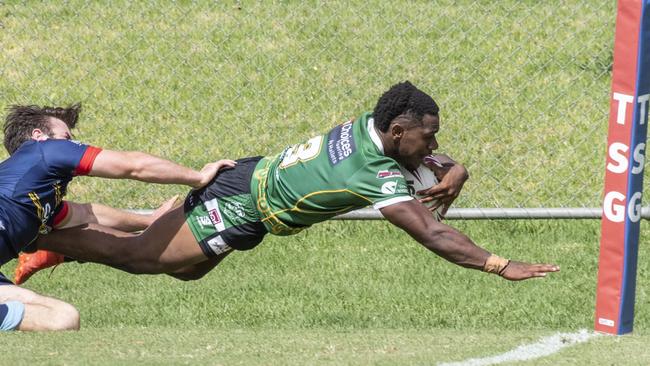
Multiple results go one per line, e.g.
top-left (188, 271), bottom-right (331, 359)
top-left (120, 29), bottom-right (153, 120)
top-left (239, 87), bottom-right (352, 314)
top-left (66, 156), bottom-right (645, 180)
top-left (2, 1), bottom-right (640, 214)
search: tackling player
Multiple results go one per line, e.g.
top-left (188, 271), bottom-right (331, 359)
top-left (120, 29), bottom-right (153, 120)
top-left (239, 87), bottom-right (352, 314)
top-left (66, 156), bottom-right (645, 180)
top-left (24, 82), bottom-right (559, 296)
top-left (0, 103), bottom-right (234, 331)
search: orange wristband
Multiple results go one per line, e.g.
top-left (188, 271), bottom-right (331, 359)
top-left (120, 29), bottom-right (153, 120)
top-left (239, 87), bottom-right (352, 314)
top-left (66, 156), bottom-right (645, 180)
top-left (483, 255), bottom-right (510, 275)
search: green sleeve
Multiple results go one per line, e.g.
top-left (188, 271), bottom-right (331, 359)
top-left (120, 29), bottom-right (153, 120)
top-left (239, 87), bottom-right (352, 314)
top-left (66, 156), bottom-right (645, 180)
top-left (347, 158), bottom-right (413, 209)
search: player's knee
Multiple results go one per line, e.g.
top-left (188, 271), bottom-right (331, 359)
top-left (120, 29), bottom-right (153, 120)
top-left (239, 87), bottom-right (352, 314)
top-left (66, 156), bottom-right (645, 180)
top-left (166, 257), bottom-right (224, 281)
top-left (114, 250), bottom-right (160, 274)
top-left (120, 258), bottom-right (170, 275)
top-left (49, 302), bottom-right (80, 331)
top-left (168, 270), bottom-right (208, 282)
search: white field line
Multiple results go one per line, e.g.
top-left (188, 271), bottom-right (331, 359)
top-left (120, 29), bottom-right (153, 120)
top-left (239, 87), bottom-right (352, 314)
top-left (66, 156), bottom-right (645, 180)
top-left (437, 329), bottom-right (600, 366)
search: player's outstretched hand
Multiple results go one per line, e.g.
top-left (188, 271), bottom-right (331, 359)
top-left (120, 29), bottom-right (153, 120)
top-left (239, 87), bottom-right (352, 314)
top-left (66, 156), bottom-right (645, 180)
top-left (500, 261), bottom-right (560, 281)
top-left (195, 159), bottom-right (237, 189)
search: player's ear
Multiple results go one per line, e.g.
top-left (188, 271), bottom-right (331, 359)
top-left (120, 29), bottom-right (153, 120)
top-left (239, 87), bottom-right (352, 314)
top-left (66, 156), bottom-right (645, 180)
top-left (31, 128), bottom-right (48, 141)
top-left (390, 123), bottom-right (405, 139)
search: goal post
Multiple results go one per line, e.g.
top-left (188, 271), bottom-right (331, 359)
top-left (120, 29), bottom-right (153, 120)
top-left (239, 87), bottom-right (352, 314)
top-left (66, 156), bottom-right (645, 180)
top-left (595, 0), bottom-right (650, 335)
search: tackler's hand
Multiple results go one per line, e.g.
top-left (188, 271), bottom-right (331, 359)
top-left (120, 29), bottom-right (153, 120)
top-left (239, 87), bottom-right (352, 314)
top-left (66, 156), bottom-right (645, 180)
top-left (195, 159), bottom-right (237, 189)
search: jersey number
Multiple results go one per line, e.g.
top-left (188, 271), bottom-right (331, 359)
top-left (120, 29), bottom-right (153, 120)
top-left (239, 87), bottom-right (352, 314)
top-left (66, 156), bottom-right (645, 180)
top-left (279, 136), bottom-right (323, 168)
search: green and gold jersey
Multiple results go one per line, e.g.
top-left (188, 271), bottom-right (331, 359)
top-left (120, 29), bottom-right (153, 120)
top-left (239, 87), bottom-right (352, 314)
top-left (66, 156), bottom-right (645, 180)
top-left (251, 112), bottom-right (413, 236)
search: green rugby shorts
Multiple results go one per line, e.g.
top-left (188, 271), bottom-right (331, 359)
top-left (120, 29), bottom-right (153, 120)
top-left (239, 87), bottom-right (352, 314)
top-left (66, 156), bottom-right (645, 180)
top-left (184, 157), bottom-right (267, 257)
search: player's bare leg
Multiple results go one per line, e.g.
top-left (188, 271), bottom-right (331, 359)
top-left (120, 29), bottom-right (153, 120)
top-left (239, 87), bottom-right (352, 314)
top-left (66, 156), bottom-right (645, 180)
top-left (36, 205), bottom-right (211, 275)
top-left (0, 285), bottom-right (79, 331)
top-left (167, 253), bottom-right (230, 281)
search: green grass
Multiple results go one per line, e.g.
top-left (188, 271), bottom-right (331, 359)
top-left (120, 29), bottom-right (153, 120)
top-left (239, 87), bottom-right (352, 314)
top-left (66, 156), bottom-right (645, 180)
top-left (2, 328), bottom-right (650, 365)
top-left (0, 1), bottom-right (617, 208)
top-left (2, 221), bottom-right (610, 330)
top-left (1, 220), bottom-right (649, 364)
top-left (1, 1), bottom-right (646, 364)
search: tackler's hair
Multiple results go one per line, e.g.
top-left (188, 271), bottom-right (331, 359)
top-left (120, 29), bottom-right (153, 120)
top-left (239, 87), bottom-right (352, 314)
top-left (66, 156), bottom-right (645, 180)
top-left (3, 103), bottom-right (81, 154)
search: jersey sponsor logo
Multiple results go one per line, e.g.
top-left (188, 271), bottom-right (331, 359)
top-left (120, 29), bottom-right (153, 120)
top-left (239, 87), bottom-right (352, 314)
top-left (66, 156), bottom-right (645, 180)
top-left (223, 201), bottom-right (247, 226)
top-left (381, 181), bottom-right (398, 194)
top-left (204, 198), bottom-right (226, 232)
top-left (208, 208), bottom-right (222, 225)
top-left (197, 215), bottom-right (213, 227)
top-left (206, 235), bottom-right (233, 256)
top-left (225, 202), bottom-right (246, 218)
top-left (376, 170), bottom-right (404, 179)
top-left (327, 120), bottom-right (356, 165)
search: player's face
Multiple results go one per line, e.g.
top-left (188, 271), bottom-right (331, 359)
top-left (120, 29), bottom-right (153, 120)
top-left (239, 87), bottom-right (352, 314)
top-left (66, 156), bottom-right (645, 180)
top-left (396, 113), bottom-right (439, 170)
top-left (46, 118), bottom-right (73, 140)
top-left (32, 117), bottom-right (73, 142)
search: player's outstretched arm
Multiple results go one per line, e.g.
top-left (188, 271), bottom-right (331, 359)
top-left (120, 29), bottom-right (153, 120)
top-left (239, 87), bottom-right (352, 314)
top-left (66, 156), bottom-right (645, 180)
top-left (379, 199), bottom-right (559, 281)
top-left (89, 150), bottom-right (236, 189)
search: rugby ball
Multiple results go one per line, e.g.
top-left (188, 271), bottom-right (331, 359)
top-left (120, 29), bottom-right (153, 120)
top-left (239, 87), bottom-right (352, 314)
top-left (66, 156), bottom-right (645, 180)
top-left (400, 164), bottom-right (444, 221)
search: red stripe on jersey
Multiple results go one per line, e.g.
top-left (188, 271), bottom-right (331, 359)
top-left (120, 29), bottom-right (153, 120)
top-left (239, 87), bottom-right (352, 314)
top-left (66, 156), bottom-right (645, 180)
top-left (74, 146), bottom-right (102, 176)
top-left (53, 201), bottom-right (69, 227)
